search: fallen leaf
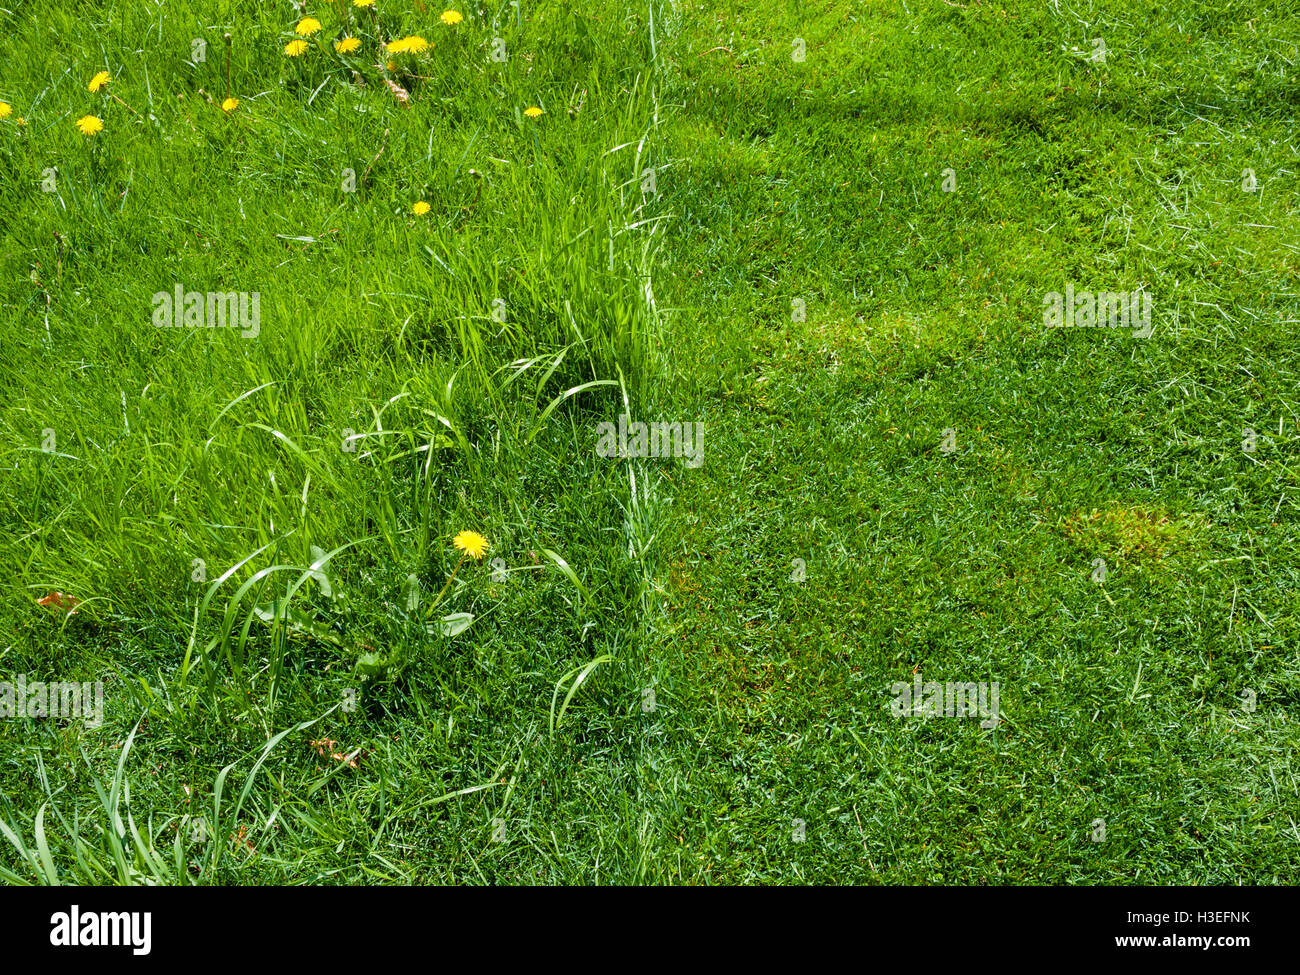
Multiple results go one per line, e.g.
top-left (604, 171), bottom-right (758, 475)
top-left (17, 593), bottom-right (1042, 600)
top-left (231, 825), bottom-right (256, 855)
top-left (37, 591), bottom-right (80, 614)
top-left (332, 748), bottom-right (366, 768)
top-left (385, 78), bottom-right (410, 106)
top-left (312, 738), bottom-right (367, 767)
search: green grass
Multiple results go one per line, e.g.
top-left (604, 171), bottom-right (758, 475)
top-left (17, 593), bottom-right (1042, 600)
top-left (643, 0), bottom-right (1300, 883)
top-left (1, 0), bottom-right (668, 884)
top-left (1, 0), bottom-right (1297, 885)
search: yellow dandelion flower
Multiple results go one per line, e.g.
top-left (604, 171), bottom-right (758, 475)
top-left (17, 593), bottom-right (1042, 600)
top-left (88, 71), bottom-right (111, 92)
top-left (221, 97), bottom-right (240, 112)
top-left (387, 35), bottom-right (428, 54)
top-left (440, 10), bottom-right (463, 25)
top-left (0, 101), bottom-right (11, 119)
top-left (385, 60), bottom-right (396, 71)
top-left (354, 0), bottom-right (375, 6)
top-left (285, 39), bottom-right (310, 56)
top-left (413, 201), bottom-right (431, 215)
top-left (335, 36), bottom-right (361, 54)
top-left (76, 115), bottom-right (103, 136)
top-left (16, 116), bottom-right (26, 126)
top-left (452, 531), bottom-right (489, 561)
top-left (523, 106), bottom-right (544, 118)
top-left (296, 17), bottom-right (322, 36)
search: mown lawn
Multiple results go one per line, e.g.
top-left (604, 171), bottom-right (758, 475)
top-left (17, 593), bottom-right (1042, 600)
top-left (644, 0), bottom-right (1300, 883)
top-left (1, 0), bottom-right (1297, 884)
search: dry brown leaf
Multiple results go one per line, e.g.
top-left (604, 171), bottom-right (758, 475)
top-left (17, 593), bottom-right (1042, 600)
top-left (37, 591), bottom-right (80, 614)
top-left (311, 738), bottom-right (367, 768)
top-left (385, 78), bottom-right (410, 106)
top-left (310, 738), bottom-right (338, 757)
top-left (231, 825), bottom-right (256, 855)
top-left (331, 747), bottom-right (368, 768)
